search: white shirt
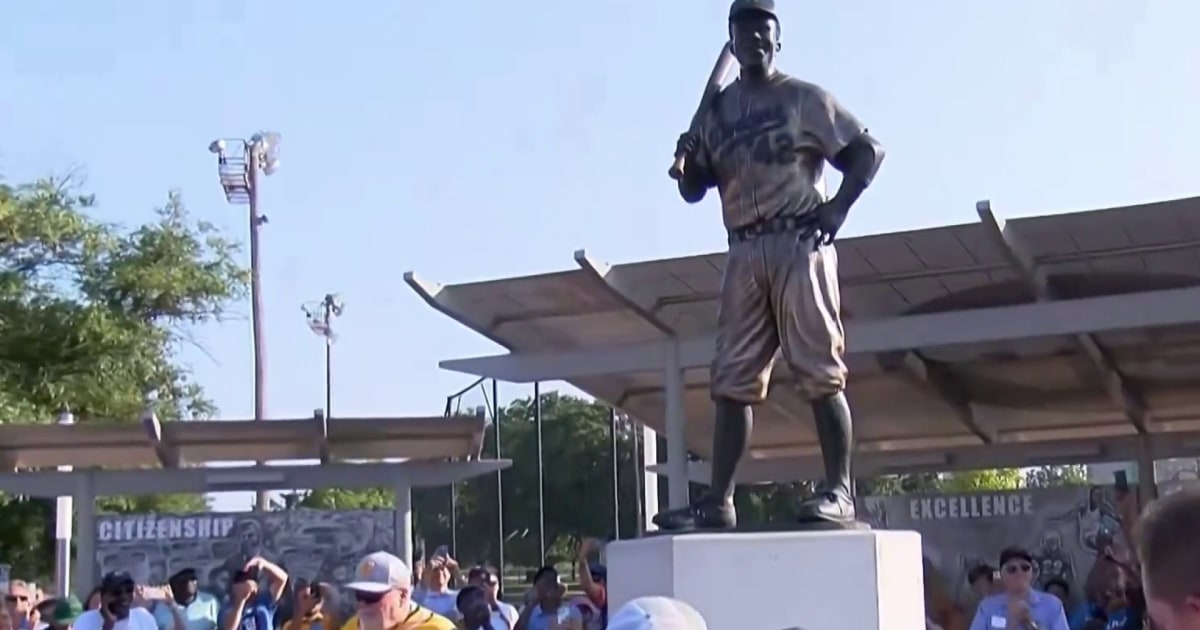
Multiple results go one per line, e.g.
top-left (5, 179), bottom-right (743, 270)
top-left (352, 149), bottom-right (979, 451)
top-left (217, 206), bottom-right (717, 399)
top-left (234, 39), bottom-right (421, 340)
top-left (490, 602), bottom-right (518, 630)
top-left (74, 608), bottom-right (159, 630)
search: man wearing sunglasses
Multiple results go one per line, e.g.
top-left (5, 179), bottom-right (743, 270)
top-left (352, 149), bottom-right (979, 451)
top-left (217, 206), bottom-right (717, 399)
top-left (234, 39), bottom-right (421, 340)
top-left (5, 580), bottom-right (35, 630)
top-left (969, 548), bottom-right (1068, 630)
top-left (340, 552), bottom-right (454, 630)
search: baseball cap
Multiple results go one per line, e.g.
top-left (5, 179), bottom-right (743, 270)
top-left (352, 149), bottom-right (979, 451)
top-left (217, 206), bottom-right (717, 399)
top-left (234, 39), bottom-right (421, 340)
top-left (99, 572), bottom-right (134, 593)
top-left (344, 551), bottom-right (411, 594)
top-left (168, 568), bottom-right (198, 583)
top-left (729, 0), bottom-right (777, 20)
top-left (607, 596), bottom-right (708, 630)
top-left (49, 597), bottom-right (83, 627)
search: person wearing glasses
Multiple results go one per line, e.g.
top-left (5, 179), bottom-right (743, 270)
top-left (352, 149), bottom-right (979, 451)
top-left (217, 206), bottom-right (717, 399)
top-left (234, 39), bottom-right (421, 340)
top-left (340, 552), bottom-right (454, 630)
top-left (969, 547), bottom-right (1068, 630)
top-left (4, 581), bottom-right (36, 630)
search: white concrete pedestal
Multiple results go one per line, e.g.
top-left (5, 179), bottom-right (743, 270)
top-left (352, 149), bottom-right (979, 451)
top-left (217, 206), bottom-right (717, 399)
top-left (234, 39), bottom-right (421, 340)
top-left (607, 530), bottom-right (925, 630)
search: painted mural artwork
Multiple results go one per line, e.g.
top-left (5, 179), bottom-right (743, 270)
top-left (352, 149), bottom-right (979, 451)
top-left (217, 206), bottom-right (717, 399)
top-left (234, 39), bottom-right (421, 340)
top-left (858, 485), bottom-right (1131, 608)
top-left (95, 509), bottom-right (396, 614)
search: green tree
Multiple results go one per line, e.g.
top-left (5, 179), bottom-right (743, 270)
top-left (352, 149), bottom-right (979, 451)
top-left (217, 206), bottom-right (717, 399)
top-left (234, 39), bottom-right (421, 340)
top-left (0, 178), bottom-right (245, 578)
top-left (1024, 465), bottom-right (1089, 488)
top-left (289, 488), bottom-right (394, 510)
top-left (938, 468), bottom-right (1023, 493)
top-left (477, 393), bottom-right (638, 565)
top-left (860, 473), bottom-right (944, 496)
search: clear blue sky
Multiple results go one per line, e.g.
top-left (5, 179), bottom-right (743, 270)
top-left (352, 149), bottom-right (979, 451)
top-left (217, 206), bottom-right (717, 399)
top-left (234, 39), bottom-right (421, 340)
top-left (2, 0), bottom-right (1197, 510)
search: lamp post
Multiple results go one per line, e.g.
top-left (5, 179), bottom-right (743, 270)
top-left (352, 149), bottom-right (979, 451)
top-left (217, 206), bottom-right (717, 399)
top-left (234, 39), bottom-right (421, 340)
top-left (209, 132), bottom-right (281, 512)
top-left (302, 294), bottom-right (344, 417)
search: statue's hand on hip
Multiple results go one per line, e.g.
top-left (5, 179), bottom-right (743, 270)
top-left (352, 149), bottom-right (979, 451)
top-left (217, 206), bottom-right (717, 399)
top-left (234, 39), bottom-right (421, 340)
top-left (813, 198), bottom-right (849, 248)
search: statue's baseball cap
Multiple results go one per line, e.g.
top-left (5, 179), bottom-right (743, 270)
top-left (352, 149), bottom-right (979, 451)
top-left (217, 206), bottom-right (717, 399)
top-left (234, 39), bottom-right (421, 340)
top-left (729, 0), bottom-right (778, 20)
top-left (344, 551), bottom-right (411, 594)
top-left (607, 596), bottom-right (708, 630)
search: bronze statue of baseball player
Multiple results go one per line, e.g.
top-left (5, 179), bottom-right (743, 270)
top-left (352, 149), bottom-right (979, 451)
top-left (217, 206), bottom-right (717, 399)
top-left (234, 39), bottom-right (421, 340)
top-left (654, 0), bottom-right (885, 531)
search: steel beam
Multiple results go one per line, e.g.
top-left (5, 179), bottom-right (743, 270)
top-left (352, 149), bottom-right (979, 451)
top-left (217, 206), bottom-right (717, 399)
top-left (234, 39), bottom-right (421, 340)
top-left (977, 200), bottom-right (1149, 433)
top-left (436, 285), bottom-right (1200, 382)
top-left (0, 460), bottom-right (512, 498)
top-left (880, 351), bottom-right (996, 443)
top-left (575, 250), bottom-right (674, 335)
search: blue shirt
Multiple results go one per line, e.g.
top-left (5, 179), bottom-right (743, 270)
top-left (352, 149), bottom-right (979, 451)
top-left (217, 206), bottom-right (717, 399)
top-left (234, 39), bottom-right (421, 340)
top-left (1067, 601), bottom-right (1144, 630)
top-left (153, 594), bottom-right (220, 630)
top-left (219, 592), bottom-right (276, 630)
top-left (524, 605), bottom-right (581, 630)
top-left (412, 589), bottom-right (459, 620)
top-left (970, 591), bottom-right (1069, 630)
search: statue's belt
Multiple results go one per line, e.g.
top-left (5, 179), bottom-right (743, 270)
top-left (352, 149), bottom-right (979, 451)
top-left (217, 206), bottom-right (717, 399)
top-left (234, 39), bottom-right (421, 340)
top-left (728, 214), bottom-right (820, 245)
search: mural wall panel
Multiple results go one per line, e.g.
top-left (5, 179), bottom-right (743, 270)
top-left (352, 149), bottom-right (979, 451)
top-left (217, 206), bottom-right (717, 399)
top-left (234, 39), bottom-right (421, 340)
top-left (859, 485), bottom-right (1132, 606)
top-left (95, 510), bottom-right (396, 604)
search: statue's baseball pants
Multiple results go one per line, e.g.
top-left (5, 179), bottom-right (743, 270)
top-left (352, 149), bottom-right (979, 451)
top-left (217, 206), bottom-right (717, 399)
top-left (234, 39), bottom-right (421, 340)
top-left (710, 231), bottom-right (847, 403)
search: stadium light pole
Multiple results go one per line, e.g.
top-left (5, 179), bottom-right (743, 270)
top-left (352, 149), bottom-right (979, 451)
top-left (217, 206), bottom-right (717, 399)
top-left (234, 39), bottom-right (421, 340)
top-left (209, 132), bottom-right (281, 512)
top-left (534, 382), bottom-right (545, 560)
top-left (302, 294), bottom-right (345, 418)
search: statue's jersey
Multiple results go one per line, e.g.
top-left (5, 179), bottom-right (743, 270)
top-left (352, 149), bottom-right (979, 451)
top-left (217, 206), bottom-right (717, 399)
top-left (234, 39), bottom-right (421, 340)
top-left (692, 73), bottom-right (865, 231)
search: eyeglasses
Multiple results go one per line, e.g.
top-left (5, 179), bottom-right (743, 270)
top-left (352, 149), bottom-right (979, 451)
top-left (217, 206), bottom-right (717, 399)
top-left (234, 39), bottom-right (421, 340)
top-left (5, 595), bottom-right (28, 603)
top-left (1003, 563), bottom-right (1033, 574)
top-left (354, 591), bottom-right (385, 605)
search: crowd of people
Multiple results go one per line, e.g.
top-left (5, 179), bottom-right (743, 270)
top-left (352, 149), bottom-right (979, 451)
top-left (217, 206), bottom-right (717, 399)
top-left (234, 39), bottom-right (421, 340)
top-left (918, 488), bottom-right (1200, 630)
top-left (0, 537), bottom-right (627, 630)
top-left (5, 488), bottom-right (1200, 630)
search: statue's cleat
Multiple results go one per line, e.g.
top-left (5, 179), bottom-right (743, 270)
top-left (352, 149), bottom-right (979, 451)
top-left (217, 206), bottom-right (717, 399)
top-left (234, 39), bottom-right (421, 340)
top-left (652, 497), bottom-right (737, 531)
top-left (795, 487), bottom-right (857, 525)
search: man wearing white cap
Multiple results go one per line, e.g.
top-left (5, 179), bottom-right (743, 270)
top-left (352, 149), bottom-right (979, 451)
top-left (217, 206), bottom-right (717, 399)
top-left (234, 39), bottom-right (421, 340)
top-left (340, 552), bottom-right (454, 630)
top-left (606, 597), bottom-right (707, 630)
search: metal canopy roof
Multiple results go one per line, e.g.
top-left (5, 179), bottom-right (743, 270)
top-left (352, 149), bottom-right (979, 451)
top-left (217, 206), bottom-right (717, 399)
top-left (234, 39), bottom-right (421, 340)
top-left (407, 197), bottom-right (1200, 470)
top-left (0, 414), bottom-right (488, 470)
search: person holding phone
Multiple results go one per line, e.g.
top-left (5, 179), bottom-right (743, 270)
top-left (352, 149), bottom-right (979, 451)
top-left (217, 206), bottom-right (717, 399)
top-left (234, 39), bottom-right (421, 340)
top-left (218, 557), bottom-right (289, 630)
top-left (71, 573), bottom-right (158, 630)
top-left (414, 549), bottom-right (459, 620)
top-left (151, 569), bottom-right (219, 630)
top-left (282, 581), bottom-right (334, 630)
top-left (513, 568), bottom-right (580, 630)
top-left (573, 539), bottom-right (606, 630)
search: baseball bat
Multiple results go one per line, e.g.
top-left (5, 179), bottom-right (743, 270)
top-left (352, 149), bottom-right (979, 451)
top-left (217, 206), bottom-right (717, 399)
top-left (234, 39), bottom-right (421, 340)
top-left (668, 42), bottom-right (736, 180)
